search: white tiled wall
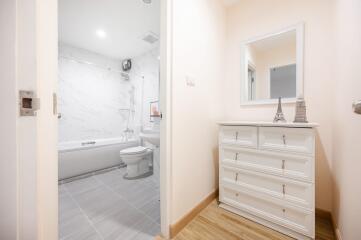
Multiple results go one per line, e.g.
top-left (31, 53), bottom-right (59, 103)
top-left (131, 47), bottom-right (160, 130)
top-left (58, 43), bottom-right (159, 142)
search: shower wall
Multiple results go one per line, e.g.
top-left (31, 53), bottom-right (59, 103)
top-left (58, 44), bottom-right (149, 142)
top-left (131, 47), bottom-right (160, 130)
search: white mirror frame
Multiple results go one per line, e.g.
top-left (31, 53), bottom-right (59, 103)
top-left (240, 23), bottom-right (304, 106)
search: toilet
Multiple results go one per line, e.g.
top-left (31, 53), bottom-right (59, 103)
top-left (120, 146), bottom-right (153, 180)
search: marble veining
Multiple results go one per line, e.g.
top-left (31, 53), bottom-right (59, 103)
top-left (58, 43), bottom-right (159, 143)
top-left (131, 47), bottom-right (160, 130)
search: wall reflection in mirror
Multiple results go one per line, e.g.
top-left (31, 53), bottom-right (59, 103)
top-left (241, 24), bottom-right (303, 105)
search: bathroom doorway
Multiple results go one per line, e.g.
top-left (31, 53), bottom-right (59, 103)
top-left (57, 0), bottom-right (168, 239)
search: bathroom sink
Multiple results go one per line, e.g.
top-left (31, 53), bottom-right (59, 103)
top-left (140, 130), bottom-right (160, 147)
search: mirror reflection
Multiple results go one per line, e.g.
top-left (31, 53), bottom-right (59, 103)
top-left (243, 29), bottom-right (297, 102)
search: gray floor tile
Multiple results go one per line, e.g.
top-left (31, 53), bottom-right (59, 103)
top-left (63, 226), bottom-right (102, 240)
top-left (114, 182), bottom-right (158, 209)
top-left (59, 212), bottom-right (94, 239)
top-left (93, 204), bottom-right (144, 240)
top-left (59, 169), bottom-right (160, 240)
top-left (115, 217), bottom-right (160, 240)
top-left (64, 176), bottom-right (101, 195)
top-left (94, 168), bottom-right (126, 188)
top-left (130, 222), bottom-right (160, 240)
top-left (73, 186), bottom-right (126, 223)
top-left (139, 197), bottom-right (161, 224)
top-left (59, 184), bottom-right (68, 198)
top-left (59, 195), bottom-right (82, 224)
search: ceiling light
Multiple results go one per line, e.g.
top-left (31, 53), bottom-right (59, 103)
top-left (96, 29), bottom-right (107, 39)
top-left (143, 0), bottom-right (152, 4)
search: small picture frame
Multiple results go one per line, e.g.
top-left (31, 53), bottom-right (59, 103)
top-left (150, 100), bottom-right (160, 122)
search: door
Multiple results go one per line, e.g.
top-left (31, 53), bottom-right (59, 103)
top-left (0, 0), bottom-right (18, 239)
top-left (0, 0), bottom-right (58, 239)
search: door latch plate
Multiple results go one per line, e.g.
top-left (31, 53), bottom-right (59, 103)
top-left (19, 90), bottom-right (40, 116)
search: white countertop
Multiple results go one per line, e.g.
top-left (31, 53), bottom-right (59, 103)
top-left (218, 121), bottom-right (319, 128)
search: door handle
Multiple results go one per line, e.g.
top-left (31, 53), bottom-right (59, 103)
top-left (282, 134), bottom-right (287, 145)
top-left (353, 100), bottom-right (361, 114)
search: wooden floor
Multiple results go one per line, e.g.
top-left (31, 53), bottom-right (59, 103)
top-left (161, 200), bottom-right (336, 240)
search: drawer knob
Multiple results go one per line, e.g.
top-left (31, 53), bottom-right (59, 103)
top-left (282, 160), bottom-right (285, 170)
top-left (282, 134), bottom-right (287, 145)
top-left (235, 193), bottom-right (239, 197)
top-left (235, 131), bottom-right (239, 140)
top-left (235, 173), bottom-right (239, 181)
top-left (235, 153), bottom-right (239, 160)
top-left (282, 184), bottom-right (286, 195)
top-left (282, 208), bottom-right (286, 213)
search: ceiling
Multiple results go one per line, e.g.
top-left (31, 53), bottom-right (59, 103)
top-left (59, 0), bottom-right (160, 59)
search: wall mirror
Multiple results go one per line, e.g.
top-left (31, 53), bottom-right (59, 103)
top-left (240, 23), bottom-right (304, 105)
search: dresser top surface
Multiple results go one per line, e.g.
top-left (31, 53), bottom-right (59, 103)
top-left (218, 121), bottom-right (319, 128)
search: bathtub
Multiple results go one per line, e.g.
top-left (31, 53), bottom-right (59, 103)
top-left (58, 138), bottom-right (139, 180)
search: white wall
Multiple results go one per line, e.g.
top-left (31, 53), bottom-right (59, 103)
top-left (170, 0), bottom-right (226, 223)
top-left (332, 0), bottom-right (361, 239)
top-left (0, 0), bottom-right (18, 239)
top-left (58, 44), bottom-right (159, 142)
top-left (224, 0), bottom-right (335, 211)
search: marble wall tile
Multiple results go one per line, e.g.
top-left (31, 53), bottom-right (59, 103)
top-left (130, 47), bottom-right (160, 130)
top-left (58, 43), bottom-right (159, 143)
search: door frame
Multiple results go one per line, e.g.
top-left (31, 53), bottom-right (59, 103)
top-left (159, 0), bottom-right (173, 238)
top-left (0, 0), bottom-right (173, 239)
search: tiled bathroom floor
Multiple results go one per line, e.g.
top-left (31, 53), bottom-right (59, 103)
top-left (59, 168), bottom-right (160, 240)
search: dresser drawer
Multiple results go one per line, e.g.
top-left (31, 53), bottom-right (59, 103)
top-left (219, 126), bottom-right (257, 148)
top-left (220, 185), bottom-right (314, 237)
top-left (220, 147), bottom-right (314, 182)
top-left (259, 127), bottom-right (315, 155)
top-left (221, 166), bottom-right (314, 209)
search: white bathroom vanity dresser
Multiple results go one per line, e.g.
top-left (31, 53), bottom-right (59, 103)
top-left (218, 121), bottom-right (318, 240)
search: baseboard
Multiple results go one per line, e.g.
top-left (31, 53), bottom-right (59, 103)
top-left (315, 208), bottom-right (332, 219)
top-left (169, 189), bottom-right (219, 238)
top-left (316, 208), bottom-right (342, 240)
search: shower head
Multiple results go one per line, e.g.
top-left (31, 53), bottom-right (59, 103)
top-left (122, 59), bottom-right (132, 72)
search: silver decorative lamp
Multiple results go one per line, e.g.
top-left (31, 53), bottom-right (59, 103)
top-left (273, 97), bottom-right (286, 123)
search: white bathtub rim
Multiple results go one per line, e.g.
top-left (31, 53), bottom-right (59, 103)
top-left (58, 137), bottom-right (140, 153)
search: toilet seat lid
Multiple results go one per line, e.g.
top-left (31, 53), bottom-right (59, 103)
top-left (120, 146), bottom-right (147, 155)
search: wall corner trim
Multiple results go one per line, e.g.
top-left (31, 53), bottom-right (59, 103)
top-left (316, 208), bottom-right (341, 240)
top-left (335, 228), bottom-right (343, 240)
